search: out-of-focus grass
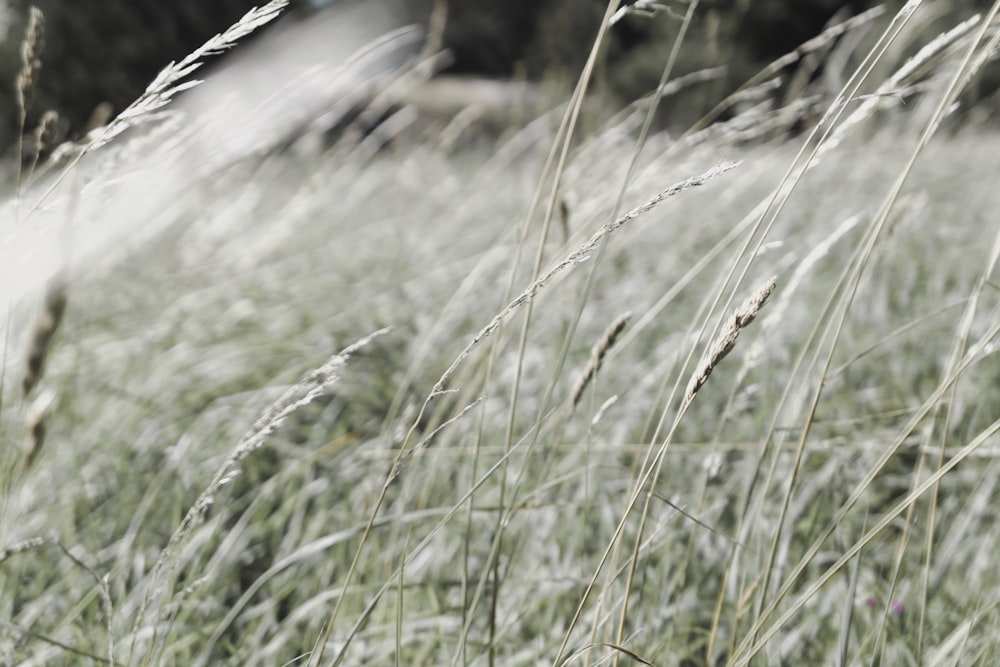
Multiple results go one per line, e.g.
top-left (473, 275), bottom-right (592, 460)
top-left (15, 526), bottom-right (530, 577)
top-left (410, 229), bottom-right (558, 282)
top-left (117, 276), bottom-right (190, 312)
top-left (3, 4), bottom-right (1000, 667)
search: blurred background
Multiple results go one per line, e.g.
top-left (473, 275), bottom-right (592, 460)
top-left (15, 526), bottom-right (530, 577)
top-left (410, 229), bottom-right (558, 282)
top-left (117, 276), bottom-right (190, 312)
top-left (0, 0), bottom-right (993, 154)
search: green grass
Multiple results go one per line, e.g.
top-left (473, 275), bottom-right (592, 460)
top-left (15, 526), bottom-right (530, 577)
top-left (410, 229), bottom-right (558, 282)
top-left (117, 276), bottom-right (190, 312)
top-left (4, 2), bottom-right (1000, 666)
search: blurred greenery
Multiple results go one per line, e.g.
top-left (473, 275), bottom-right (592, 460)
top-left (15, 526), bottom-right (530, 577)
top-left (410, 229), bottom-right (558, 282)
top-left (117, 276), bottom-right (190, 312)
top-left (0, 0), bottom-right (265, 154)
top-left (0, 0), bottom-right (993, 153)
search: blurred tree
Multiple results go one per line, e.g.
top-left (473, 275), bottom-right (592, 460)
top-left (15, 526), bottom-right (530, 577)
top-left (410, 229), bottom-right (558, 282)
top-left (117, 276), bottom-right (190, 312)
top-left (438, 0), bottom-right (546, 76)
top-left (0, 0), bottom-right (264, 154)
top-left (0, 0), bottom-right (991, 154)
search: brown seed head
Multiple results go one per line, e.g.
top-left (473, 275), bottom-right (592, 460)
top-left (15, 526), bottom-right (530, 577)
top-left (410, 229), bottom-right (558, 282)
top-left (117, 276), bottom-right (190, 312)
top-left (572, 311), bottom-right (632, 407)
top-left (685, 277), bottom-right (776, 403)
top-left (16, 8), bottom-right (44, 116)
top-left (22, 276), bottom-right (68, 395)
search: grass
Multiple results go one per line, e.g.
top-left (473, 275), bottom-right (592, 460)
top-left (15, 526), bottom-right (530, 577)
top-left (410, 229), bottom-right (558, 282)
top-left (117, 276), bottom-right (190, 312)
top-left (3, 1), bottom-right (1000, 665)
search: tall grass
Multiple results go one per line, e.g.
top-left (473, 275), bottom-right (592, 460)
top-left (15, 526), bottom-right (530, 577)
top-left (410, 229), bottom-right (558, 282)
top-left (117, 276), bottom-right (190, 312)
top-left (2, 1), bottom-right (1000, 666)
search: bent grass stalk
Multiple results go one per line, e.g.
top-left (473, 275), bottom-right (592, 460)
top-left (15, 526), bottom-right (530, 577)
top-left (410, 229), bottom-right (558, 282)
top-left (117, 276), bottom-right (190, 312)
top-left (468, 3), bottom-right (634, 659)
top-left (433, 160), bottom-right (740, 399)
top-left (683, 1), bottom-right (935, 658)
top-left (632, 17), bottom-right (938, 657)
top-left (446, 2), bottom-right (626, 652)
top-left (553, 275), bottom-right (775, 665)
top-left (732, 3), bottom-right (1000, 659)
top-left (129, 328), bottom-right (389, 666)
top-left (525, 5), bottom-right (707, 663)
top-left (612, 276), bottom-right (775, 663)
top-left (314, 160), bottom-right (740, 666)
top-left (590, 7), bottom-right (934, 655)
top-left (688, 5), bottom-right (887, 133)
top-left (915, 193), bottom-right (1000, 662)
top-left (734, 410), bottom-right (1000, 666)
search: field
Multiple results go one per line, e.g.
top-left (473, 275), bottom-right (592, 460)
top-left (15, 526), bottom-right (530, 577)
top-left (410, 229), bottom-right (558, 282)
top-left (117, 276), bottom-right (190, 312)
top-left (2, 1), bottom-right (1000, 665)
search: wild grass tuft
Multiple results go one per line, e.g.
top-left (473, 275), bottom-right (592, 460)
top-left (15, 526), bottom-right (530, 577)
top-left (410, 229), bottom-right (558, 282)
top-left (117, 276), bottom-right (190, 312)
top-left (3, 2), bottom-right (1000, 666)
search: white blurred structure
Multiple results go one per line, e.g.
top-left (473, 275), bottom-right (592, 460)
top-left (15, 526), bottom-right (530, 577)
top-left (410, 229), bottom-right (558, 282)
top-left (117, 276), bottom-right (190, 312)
top-left (0, 2), bottom-right (413, 315)
top-left (0, 0), bottom-right (549, 322)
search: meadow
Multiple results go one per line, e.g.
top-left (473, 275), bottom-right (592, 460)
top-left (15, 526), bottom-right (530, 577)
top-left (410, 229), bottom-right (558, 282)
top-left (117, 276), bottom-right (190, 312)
top-left (2, 1), bottom-right (1000, 665)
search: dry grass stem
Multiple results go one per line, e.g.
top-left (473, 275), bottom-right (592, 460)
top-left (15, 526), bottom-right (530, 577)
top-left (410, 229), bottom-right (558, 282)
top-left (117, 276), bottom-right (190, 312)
top-left (392, 397), bottom-right (483, 480)
top-left (432, 160), bottom-right (740, 395)
top-left (761, 215), bottom-right (860, 335)
top-left (78, 0), bottom-right (288, 154)
top-left (22, 276), bottom-right (68, 395)
top-left (0, 537), bottom-right (115, 663)
top-left (693, 6), bottom-right (885, 130)
top-left (175, 327), bottom-right (388, 542)
top-left (686, 276), bottom-right (776, 402)
top-left (50, 539), bottom-right (115, 666)
top-left (24, 0), bottom-right (289, 241)
top-left (572, 311), bottom-right (632, 407)
top-left (0, 537), bottom-right (46, 564)
top-left (820, 14), bottom-right (982, 157)
top-left (22, 388), bottom-right (56, 470)
top-left (131, 327), bottom-right (390, 650)
top-left (584, 67), bottom-right (726, 148)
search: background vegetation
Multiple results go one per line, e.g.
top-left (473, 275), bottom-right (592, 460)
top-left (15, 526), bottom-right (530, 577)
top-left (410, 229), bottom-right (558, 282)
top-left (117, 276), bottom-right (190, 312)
top-left (0, 0), bottom-right (995, 152)
top-left (2, 1), bottom-right (1000, 666)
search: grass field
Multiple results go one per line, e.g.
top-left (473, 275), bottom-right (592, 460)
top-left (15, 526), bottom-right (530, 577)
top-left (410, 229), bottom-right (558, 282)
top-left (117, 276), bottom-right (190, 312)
top-left (3, 1), bottom-right (1000, 665)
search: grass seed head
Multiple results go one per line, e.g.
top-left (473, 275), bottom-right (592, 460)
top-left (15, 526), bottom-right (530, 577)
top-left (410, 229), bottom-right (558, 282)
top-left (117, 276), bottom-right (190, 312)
top-left (572, 311), bottom-right (632, 407)
top-left (16, 7), bottom-right (44, 118)
top-left (23, 389), bottom-right (56, 470)
top-left (686, 276), bottom-right (776, 403)
top-left (22, 276), bottom-right (68, 396)
top-left (32, 109), bottom-right (58, 153)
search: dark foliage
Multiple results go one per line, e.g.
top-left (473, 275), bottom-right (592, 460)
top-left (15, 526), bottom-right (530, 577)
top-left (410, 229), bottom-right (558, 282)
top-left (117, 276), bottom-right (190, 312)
top-left (0, 0), bottom-right (266, 153)
top-left (0, 0), bottom-right (991, 154)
